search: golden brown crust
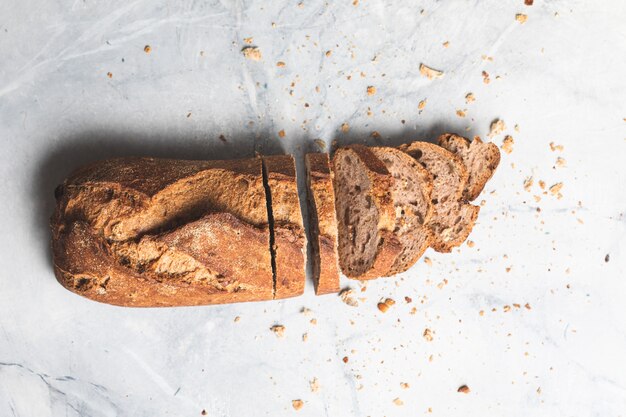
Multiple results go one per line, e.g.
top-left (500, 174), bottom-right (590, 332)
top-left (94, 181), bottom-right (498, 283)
top-left (305, 153), bottom-right (340, 295)
top-left (51, 157), bottom-right (274, 307)
top-left (52, 216), bottom-right (273, 307)
top-left (437, 133), bottom-right (501, 201)
top-left (263, 155), bottom-right (306, 299)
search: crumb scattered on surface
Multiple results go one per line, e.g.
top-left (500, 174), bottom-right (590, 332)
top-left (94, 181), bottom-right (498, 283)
top-left (242, 46), bottom-right (262, 61)
top-left (465, 93), bottom-right (475, 103)
top-left (367, 86), bottom-right (376, 96)
top-left (310, 378), bottom-right (320, 392)
top-left (201, 410), bottom-right (207, 415)
top-left (467, 240), bottom-right (475, 248)
top-left (555, 157), bottom-right (566, 167)
top-left (550, 142), bottom-right (564, 151)
top-left (343, 356), bottom-right (349, 363)
top-left (550, 183), bottom-right (563, 198)
top-left (314, 139), bottom-right (326, 150)
top-left (488, 119), bottom-right (506, 137)
top-left (419, 63), bottom-right (444, 79)
top-left (502, 135), bottom-right (514, 154)
top-left (525, 0), bottom-right (534, 5)
top-left (516, 13), bottom-right (528, 23)
top-left (341, 123), bottom-right (350, 133)
top-left (270, 325), bottom-right (285, 337)
top-left (310, 318), bottom-right (317, 325)
top-left (423, 328), bottom-right (434, 341)
top-left (371, 131), bottom-right (381, 139)
top-left (276, 61), bottom-right (286, 67)
top-left (243, 37), bottom-right (254, 44)
top-left (482, 70), bottom-right (491, 84)
top-left (393, 398), bottom-right (404, 406)
top-left (234, 316), bottom-right (240, 322)
top-left (424, 257), bottom-right (432, 266)
top-left (457, 385), bottom-right (470, 394)
top-left (339, 288), bottom-right (359, 307)
top-left (418, 99), bottom-right (427, 110)
top-left (456, 109), bottom-right (466, 118)
top-left (442, 41), bottom-right (450, 48)
top-left (106, 72), bottom-right (113, 78)
top-left (605, 254), bottom-right (610, 263)
top-left (292, 400), bottom-right (304, 411)
top-left (278, 129), bottom-right (286, 138)
top-left (401, 382), bottom-right (410, 389)
top-left (325, 50), bottom-right (332, 57)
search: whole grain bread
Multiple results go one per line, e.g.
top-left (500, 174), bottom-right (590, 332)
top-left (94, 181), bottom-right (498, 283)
top-left (262, 155), bottom-right (306, 299)
top-left (397, 142), bottom-right (479, 253)
top-left (438, 133), bottom-right (501, 201)
top-left (371, 147), bottom-right (434, 274)
top-left (332, 145), bottom-right (402, 279)
top-left (51, 157), bottom-right (274, 307)
top-left (305, 153), bottom-right (340, 295)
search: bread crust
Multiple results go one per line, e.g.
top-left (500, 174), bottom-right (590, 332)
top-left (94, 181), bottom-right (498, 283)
top-left (332, 145), bottom-right (402, 280)
top-left (263, 155), bottom-right (306, 299)
top-left (437, 133), bottom-right (501, 201)
top-left (305, 153), bottom-right (340, 295)
top-left (51, 157), bottom-right (274, 307)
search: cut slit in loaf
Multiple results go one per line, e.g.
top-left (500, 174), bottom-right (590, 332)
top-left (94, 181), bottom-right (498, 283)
top-left (332, 145), bottom-right (401, 280)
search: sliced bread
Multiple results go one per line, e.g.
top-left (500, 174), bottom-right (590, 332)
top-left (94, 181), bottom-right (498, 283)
top-left (397, 141), bottom-right (479, 253)
top-left (371, 147), bottom-right (434, 275)
top-left (305, 153), bottom-right (341, 295)
top-left (332, 145), bottom-right (402, 279)
top-left (438, 133), bottom-right (501, 201)
top-left (262, 155), bottom-right (306, 299)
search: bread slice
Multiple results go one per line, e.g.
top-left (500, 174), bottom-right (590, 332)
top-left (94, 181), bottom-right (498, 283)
top-left (52, 157), bottom-right (273, 307)
top-left (262, 155), bottom-right (306, 299)
top-left (371, 147), bottom-right (434, 275)
top-left (438, 133), bottom-right (501, 201)
top-left (397, 142), bottom-right (479, 253)
top-left (305, 153), bottom-right (340, 295)
top-left (332, 145), bottom-right (402, 279)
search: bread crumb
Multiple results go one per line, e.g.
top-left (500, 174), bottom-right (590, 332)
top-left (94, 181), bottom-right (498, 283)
top-left (353, 0), bottom-right (359, 5)
top-left (516, 13), bottom-right (528, 23)
top-left (419, 63), bottom-right (445, 79)
top-left (270, 325), bottom-right (285, 337)
top-left (310, 318), bottom-right (317, 325)
top-left (377, 302), bottom-right (390, 313)
top-left (488, 119), bottom-right (506, 137)
top-left (456, 109), bottom-right (466, 118)
top-left (555, 157), bottom-right (566, 167)
top-left (482, 70), bottom-right (491, 84)
top-left (405, 296), bottom-right (412, 303)
top-left (525, 0), bottom-right (534, 5)
top-left (400, 382), bottom-right (410, 389)
top-left (314, 139), bottom-right (326, 150)
top-left (501, 135), bottom-right (514, 154)
top-left (467, 240), bottom-right (475, 248)
top-left (302, 333), bottom-right (308, 342)
top-left (276, 61), bottom-right (286, 67)
top-left (442, 41), bottom-right (450, 48)
top-left (549, 183), bottom-right (563, 197)
top-left (465, 92), bottom-right (475, 103)
top-left (423, 328), bottom-right (434, 341)
top-left (424, 257), bottom-right (432, 266)
top-left (234, 316), bottom-right (241, 322)
top-left (243, 37), bottom-right (254, 45)
top-left (292, 400), bottom-right (304, 411)
top-left (393, 398), bottom-right (404, 406)
top-left (549, 142), bottom-right (564, 151)
top-left (341, 123), bottom-right (350, 133)
top-left (106, 72), bottom-right (113, 78)
top-left (325, 50), bottom-right (332, 57)
top-left (418, 99), bottom-right (427, 110)
top-left (201, 410), bottom-right (207, 415)
top-left (301, 307), bottom-right (312, 315)
top-left (367, 86), bottom-right (377, 96)
top-left (538, 180), bottom-right (546, 189)
top-left (503, 305), bottom-right (511, 312)
top-left (242, 46), bottom-right (262, 61)
top-left (339, 288), bottom-right (359, 307)
top-left (479, 310), bottom-right (485, 316)
top-left (310, 378), bottom-right (320, 392)
top-left (342, 356), bottom-right (349, 363)
top-left (457, 385), bottom-right (470, 394)
top-left (371, 131), bottom-right (381, 139)
top-left (143, 45), bottom-right (151, 54)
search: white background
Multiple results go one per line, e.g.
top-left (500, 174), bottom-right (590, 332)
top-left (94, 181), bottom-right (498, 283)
top-left (1, 1), bottom-right (625, 416)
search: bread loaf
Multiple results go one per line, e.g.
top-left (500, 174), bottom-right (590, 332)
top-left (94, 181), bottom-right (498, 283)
top-left (332, 145), bottom-right (402, 279)
top-left (305, 153), bottom-right (340, 295)
top-left (51, 157), bottom-right (274, 307)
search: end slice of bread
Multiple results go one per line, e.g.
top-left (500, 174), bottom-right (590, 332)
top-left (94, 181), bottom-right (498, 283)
top-left (305, 153), bottom-right (341, 295)
top-left (438, 133), bottom-right (501, 201)
top-left (398, 141), bottom-right (479, 253)
top-left (332, 145), bottom-right (402, 280)
top-left (371, 147), bottom-right (434, 275)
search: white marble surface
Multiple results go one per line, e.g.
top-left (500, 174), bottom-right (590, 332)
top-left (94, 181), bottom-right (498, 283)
top-left (1, 0), bottom-right (625, 416)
